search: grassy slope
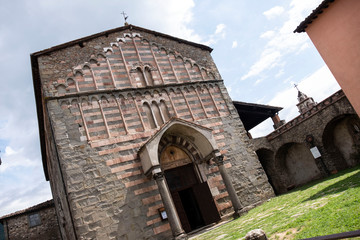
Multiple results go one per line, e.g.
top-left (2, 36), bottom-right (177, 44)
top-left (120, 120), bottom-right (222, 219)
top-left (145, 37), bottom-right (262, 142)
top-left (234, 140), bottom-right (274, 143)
top-left (192, 166), bottom-right (360, 240)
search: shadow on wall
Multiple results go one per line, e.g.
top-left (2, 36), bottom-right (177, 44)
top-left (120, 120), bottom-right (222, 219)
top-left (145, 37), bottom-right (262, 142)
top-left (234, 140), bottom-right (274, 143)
top-left (322, 114), bottom-right (360, 171)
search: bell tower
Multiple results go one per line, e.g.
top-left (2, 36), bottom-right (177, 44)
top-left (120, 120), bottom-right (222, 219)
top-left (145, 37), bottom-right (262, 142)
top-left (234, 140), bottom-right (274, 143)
top-left (295, 84), bottom-right (316, 114)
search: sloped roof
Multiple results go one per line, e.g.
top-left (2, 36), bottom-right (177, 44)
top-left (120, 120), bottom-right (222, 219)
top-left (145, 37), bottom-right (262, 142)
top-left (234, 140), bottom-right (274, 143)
top-left (31, 24), bottom-right (212, 57)
top-left (294, 0), bottom-right (335, 33)
top-left (233, 101), bottom-right (282, 131)
top-left (0, 200), bottom-right (54, 221)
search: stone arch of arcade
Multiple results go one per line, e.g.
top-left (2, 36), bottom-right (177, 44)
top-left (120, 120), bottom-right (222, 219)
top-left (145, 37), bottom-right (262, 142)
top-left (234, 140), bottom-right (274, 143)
top-left (255, 148), bottom-right (283, 195)
top-left (322, 114), bottom-right (360, 172)
top-left (253, 91), bottom-right (360, 195)
top-left (138, 118), bottom-right (242, 238)
top-left (274, 142), bottom-right (322, 191)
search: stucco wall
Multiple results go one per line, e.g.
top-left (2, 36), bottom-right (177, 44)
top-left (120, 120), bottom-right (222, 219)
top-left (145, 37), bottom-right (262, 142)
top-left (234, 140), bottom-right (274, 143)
top-left (306, 0), bottom-right (360, 116)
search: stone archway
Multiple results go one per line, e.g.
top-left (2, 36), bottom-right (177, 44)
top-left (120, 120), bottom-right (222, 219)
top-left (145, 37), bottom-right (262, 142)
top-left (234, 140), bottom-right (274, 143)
top-left (255, 148), bottom-right (284, 195)
top-left (275, 143), bottom-right (321, 190)
top-left (159, 143), bottom-right (220, 233)
top-left (138, 118), bottom-right (242, 238)
top-left (323, 114), bottom-right (360, 171)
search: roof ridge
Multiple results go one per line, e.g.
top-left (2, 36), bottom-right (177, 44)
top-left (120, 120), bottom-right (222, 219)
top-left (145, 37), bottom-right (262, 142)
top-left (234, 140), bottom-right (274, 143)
top-left (0, 199), bottom-right (54, 220)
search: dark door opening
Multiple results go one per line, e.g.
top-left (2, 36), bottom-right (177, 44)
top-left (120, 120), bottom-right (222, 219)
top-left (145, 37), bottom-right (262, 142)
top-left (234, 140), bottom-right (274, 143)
top-left (164, 164), bottom-right (220, 233)
top-left (178, 188), bottom-right (204, 230)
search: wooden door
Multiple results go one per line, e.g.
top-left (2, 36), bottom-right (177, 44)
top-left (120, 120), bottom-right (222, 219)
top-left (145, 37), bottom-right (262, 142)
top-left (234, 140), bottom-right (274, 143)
top-left (193, 182), bottom-right (221, 225)
top-left (164, 164), bottom-right (220, 232)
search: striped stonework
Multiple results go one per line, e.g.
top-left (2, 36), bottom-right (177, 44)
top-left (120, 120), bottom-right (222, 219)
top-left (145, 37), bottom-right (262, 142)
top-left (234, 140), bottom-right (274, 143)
top-left (33, 25), bottom-right (274, 240)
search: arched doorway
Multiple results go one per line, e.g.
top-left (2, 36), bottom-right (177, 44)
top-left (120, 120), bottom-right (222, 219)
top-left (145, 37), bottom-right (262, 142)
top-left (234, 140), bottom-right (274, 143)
top-left (139, 118), bottom-right (241, 237)
top-left (160, 144), bottom-right (220, 233)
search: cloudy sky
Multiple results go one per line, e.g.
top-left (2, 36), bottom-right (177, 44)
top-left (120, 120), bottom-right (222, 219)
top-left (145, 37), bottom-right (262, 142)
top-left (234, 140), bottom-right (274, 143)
top-left (0, 0), bottom-right (340, 216)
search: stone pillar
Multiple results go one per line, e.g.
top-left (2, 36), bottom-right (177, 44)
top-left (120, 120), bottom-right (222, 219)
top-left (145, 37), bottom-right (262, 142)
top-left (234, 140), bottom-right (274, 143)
top-left (272, 114), bottom-right (285, 130)
top-left (153, 170), bottom-right (187, 239)
top-left (214, 153), bottom-right (243, 217)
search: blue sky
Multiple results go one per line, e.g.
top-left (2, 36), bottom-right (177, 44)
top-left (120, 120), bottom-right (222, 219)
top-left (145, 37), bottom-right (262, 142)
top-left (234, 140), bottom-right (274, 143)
top-left (0, 0), bottom-right (340, 216)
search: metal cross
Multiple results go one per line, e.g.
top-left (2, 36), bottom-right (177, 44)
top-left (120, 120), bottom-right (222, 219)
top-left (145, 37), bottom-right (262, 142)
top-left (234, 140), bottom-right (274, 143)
top-left (294, 83), bottom-right (299, 91)
top-left (121, 11), bottom-right (128, 23)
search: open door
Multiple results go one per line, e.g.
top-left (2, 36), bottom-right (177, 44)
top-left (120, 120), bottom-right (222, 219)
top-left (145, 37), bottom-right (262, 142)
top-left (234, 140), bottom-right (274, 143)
top-left (193, 182), bottom-right (221, 225)
top-left (164, 164), bottom-right (220, 233)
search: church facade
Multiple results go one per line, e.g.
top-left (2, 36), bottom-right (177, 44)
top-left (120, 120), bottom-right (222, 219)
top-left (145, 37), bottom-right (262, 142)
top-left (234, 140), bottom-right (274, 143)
top-left (31, 25), bottom-right (274, 239)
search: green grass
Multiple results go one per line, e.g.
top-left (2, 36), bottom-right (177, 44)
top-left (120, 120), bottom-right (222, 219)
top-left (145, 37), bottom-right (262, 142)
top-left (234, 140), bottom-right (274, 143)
top-left (191, 166), bottom-right (360, 240)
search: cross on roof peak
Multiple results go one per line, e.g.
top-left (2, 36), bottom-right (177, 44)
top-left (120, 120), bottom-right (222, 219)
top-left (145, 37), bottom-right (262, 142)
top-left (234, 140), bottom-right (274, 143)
top-left (121, 11), bottom-right (129, 26)
top-left (294, 83), bottom-right (300, 91)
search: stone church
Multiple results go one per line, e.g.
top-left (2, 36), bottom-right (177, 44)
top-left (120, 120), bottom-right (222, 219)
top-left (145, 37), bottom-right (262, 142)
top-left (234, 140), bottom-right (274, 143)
top-left (30, 25), bottom-right (274, 239)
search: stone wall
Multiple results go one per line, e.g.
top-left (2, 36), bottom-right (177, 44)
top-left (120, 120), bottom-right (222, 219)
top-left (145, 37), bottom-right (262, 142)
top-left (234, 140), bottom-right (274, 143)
top-left (0, 200), bottom-right (60, 240)
top-left (33, 25), bottom-right (274, 239)
top-left (253, 90), bottom-right (360, 194)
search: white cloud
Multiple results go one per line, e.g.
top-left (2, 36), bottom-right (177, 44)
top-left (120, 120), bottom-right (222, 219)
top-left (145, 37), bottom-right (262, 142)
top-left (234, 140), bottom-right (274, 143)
top-left (254, 77), bottom-right (265, 86)
top-left (241, 50), bottom-right (281, 80)
top-left (297, 42), bottom-right (310, 54)
top-left (260, 30), bottom-right (275, 39)
top-left (215, 23), bottom-right (226, 35)
top-left (232, 41), bottom-right (238, 48)
top-left (250, 65), bottom-right (341, 138)
top-left (202, 23), bottom-right (227, 46)
top-left (4, 146), bottom-right (16, 156)
top-left (263, 6), bottom-right (285, 19)
top-left (241, 0), bottom-right (324, 81)
top-left (275, 69), bottom-right (285, 78)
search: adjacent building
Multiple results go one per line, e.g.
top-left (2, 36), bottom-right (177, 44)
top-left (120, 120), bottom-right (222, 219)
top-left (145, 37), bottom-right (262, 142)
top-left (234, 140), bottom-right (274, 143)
top-left (0, 200), bottom-right (60, 240)
top-left (294, 0), bottom-right (360, 116)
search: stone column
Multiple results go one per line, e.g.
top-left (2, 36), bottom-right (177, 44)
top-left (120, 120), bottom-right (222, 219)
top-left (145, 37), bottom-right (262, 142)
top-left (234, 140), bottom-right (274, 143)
top-left (153, 171), bottom-right (187, 239)
top-left (214, 153), bottom-right (243, 217)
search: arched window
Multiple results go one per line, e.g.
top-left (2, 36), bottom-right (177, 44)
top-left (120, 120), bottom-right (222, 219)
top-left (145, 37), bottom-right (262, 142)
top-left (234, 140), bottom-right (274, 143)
top-left (152, 101), bottom-right (164, 126)
top-left (144, 67), bottom-right (154, 86)
top-left (160, 100), bottom-right (170, 121)
top-left (136, 67), bottom-right (146, 87)
top-left (143, 102), bottom-right (156, 129)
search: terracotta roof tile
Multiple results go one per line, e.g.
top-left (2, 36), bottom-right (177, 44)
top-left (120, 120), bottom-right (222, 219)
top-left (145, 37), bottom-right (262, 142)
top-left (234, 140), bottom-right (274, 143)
top-left (294, 0), bottom-right (335, 33)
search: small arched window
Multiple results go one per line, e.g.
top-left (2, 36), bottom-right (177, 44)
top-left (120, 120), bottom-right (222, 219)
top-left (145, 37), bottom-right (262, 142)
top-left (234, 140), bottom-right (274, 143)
top-left (152, 101), bottom-right (164, 126)
top-left (144, 67), bottom-right (154, 86)
top-left (143, 102), bottom-right (156, 129)
top-left (159, 100), bottom-right (170, 121)
top-left (136, 67), bottom-right (147, 87)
